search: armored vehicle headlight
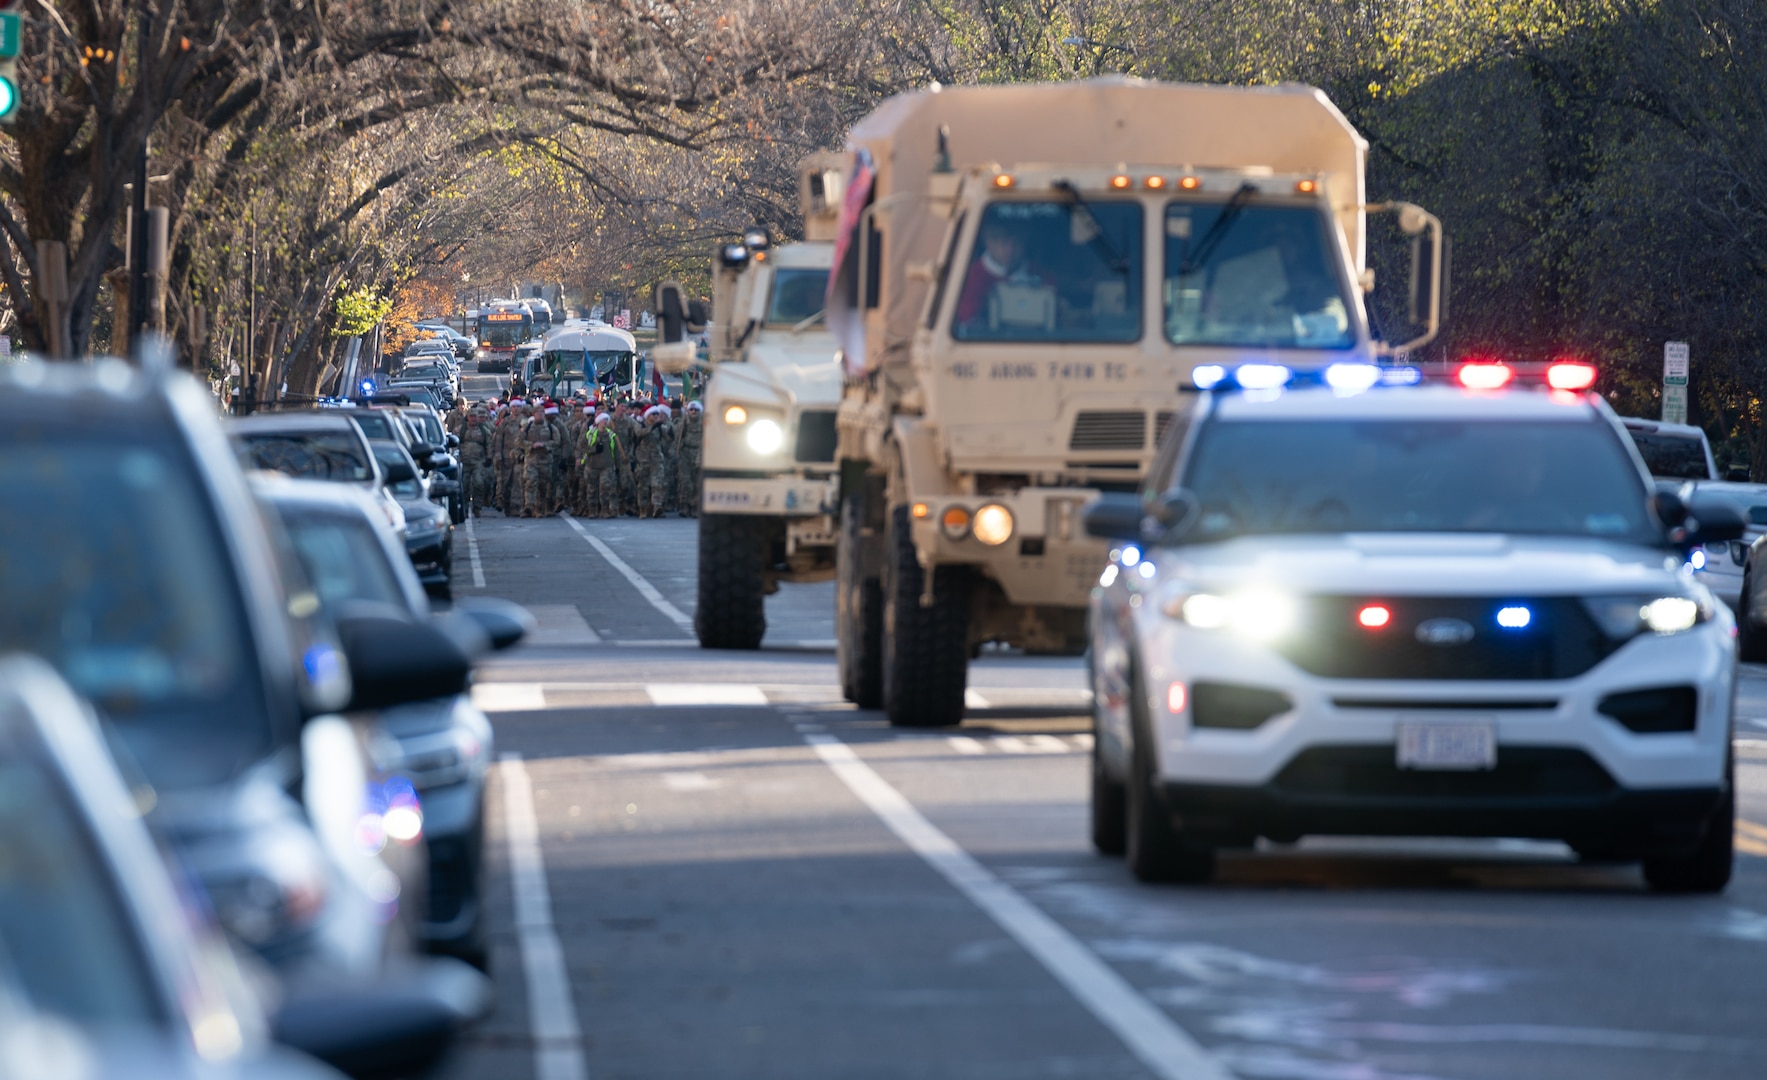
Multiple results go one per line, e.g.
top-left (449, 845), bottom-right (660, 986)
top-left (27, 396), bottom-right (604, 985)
top-left (972, 504), bottom-right (1013, 546)
top-left (746, 418), bottom-right (784, 454)
top-left (723, 405), bottom-right (748, 425)
top-left (940, 506), bottom-right (971, 540)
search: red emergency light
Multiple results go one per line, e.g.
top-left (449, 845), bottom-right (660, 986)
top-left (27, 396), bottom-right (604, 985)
top-left (1545, 362), bottom-right (1598, 390)
top-left (1457, 362), bottom-right (1512, 390)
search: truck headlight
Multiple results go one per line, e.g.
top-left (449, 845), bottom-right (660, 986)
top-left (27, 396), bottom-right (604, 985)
top-left (746, 418), bottom-right (784, 454)
top-left (723, 405), bottom-right (748, 425)
top-left (972, 504), bottom-right (1014, 546)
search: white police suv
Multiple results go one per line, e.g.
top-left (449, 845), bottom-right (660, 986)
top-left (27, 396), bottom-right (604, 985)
top-left (1086, 361), bottom-right (1744, 891)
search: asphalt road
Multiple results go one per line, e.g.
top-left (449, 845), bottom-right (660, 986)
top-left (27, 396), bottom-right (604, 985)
top-left (429, 500), bottom-right (1767, 1080)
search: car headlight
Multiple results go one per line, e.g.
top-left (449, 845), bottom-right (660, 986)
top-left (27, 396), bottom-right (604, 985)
top-left (972, 504), bottom-right (1014, 546)
top-left (1161, 587), bottom-right (1297, 641)
top-left (1582, 594), bottom-right (1712, 638)
top-left (746, 418), bottom-right (784, 454)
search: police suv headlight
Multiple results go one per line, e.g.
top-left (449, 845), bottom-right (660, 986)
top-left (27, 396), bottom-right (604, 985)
top-left (1161, 585), bottom-right (1297, 642)
top-left (1582, 593), bottom-right (1712, 639)
top-left (746, 418), bottom-right (785, 454)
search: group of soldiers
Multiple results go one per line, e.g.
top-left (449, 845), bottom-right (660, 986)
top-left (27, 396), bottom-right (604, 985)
top-left (446, 395), bottom-right (703, 519)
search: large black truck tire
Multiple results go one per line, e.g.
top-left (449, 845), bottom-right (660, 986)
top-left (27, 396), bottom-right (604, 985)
top-left (695, 513), bottom-right (768, 650)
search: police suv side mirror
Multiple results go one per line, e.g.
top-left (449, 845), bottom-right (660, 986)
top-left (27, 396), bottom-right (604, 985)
top-left (1685, 499), bottom-right (1747, 547)
top-left (382, 459), bottom-right (418, 486)
top-left (1083, 493), bottom-right (1148, 542)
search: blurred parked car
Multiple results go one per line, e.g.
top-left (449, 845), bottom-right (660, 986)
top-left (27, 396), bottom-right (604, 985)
top-left (254, 477), bottom-right (531, 966)
top-left (368, 441), bottom-right (455, 599)
top-left (400, 405), bottom-right (465, 523)
top-left (0, 359), bottom-right (489, 1077)
top-left (230, 412), bottom-right (405, 535)
top-left (1620, 417), bottom-right (1718, 482)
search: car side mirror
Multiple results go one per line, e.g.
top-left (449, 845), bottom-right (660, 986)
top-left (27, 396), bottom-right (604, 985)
top-left (273, 957), bottom-right (490, 1078)
top-left (1652, 491), bottom-right (1688, 534)
top-left (446, 433), bottom-right (460, 449)
top-left (1687, 502), bottom-right (1746, 547)
top-left (335, 606), bottom-right (471, 710)
top-left (1083, 493), bottom-right (1148, 542)
top-left (410, 441), bottom-right (439, 459)
top-left (452, 597), bottom-right (535, 651)
top-left (430, 477), bottom-right (461, 497)
top-left (382, 459), bottom-right (418, 486)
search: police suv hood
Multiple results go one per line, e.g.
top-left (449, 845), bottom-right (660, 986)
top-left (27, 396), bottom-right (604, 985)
top-left (1149, 533), bottom-right (1695, 597)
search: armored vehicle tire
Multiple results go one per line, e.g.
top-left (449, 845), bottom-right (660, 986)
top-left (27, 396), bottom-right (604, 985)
top-left (882, 505), bottom-right (970, 728)
top-left (696, 514), bottom-right (768, 650)
top-left (1642, 759), bottom-right (1734, 894)
top-left (838, 497), bottom-right (883, 708)
top-left (1126, 665), bottom-right (1215, 883)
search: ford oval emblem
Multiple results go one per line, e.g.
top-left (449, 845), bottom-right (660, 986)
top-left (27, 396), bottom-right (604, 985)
top-left (1415, 617), bottom-right (1476, 646)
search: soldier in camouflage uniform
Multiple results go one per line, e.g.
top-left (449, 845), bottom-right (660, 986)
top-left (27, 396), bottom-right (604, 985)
top-left (568, 402), bottom-right (594, 515)
top-left (493, 399), bottom-right (524, 513)
top-left (460, 404), bottom-right (493, 517)
top-left (675, 400), bottom-right (703, 518)
top-left (615, 400), bottom-right (642, 516)
top-left (632, 405), bottom-right (674, 519)
top-left (520, 402), bottom-right (553, 517)
top-left (581, 412), bottom-right (622, 519)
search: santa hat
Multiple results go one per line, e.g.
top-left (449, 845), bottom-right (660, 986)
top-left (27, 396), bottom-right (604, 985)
top-left (510, 398), bottom-right (526, 407)
top-left (595, 412), bottom-right (611, 424)
top-left (545, 404), bottom-right (559, 415)
top-left (685, 400), bottom-right (703, 413)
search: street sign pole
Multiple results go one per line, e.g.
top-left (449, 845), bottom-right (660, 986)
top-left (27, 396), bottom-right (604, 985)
top-left (1663, 341), bottom-right (1689, 425)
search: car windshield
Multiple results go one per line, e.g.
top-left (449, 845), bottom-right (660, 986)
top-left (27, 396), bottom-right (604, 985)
top-left (351, 412), bottom-right (400, 441)
top-left (387, 387), bottom-right (439, 408)
top-left (767, 268), bottom-right (830, 324)
top-left (0, 751), bottom-right (161, 1026)
top-left (0, 439), bottom-right (271, 782)
top-left (371, 445), bottom-right (424, 498)
top-left (949, 199), bottom-right (1143, 343)
top-left (403, 411), bottom-right (444, 444)
top-left (235, 430), bottom-right (372, 482)
top-left (1163, 202), bottom-right (1356, 349)
top-left (1174, 417), bottom-right (1657, 543)
top-left (280, 512), bottom-right (411, 612)
top-left (1628, 430), bottom-right (1710, 479)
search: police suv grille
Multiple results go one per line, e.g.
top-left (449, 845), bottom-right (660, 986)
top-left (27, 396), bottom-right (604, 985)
top-left (1069, 411), bottom-right (1146, 451)
top-left (1272, 746), bottom-right (1617, 801)
top-left (1276, 596), bottom-right (1619, 680)
top-left (794, 410), bottom-right (838, 463)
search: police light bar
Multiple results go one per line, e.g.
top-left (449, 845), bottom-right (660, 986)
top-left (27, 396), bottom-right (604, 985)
top-left (1188, 360), bottom-right (1598, 394)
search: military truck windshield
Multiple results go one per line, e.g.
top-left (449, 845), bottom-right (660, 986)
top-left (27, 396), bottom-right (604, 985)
top-left (1163, 203), bottom-right (1355, 349)
top-left (950, 201), bottom-right (1142, 343)
top-left (767, 268), bottom-right (830, 324)
top-left (1173, 419), bottom-right (1656, 543)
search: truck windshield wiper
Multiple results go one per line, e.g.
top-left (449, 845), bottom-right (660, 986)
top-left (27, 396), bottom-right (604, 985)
top-left (1177, 182), bottom-right (1258, 277)
top-left (1052, 180), bottom-right (1129, 275)
top-left (792, 309), bottom-right (826, 334)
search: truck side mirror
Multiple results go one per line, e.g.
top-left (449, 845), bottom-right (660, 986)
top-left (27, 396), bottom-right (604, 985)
top-left (655, 281), bottom-right (688, 344)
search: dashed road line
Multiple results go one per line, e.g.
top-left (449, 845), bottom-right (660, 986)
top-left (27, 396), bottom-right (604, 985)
top-left (463, 514), bottom-right (487, 589)
top-left (561, 514), bottom-right (695, 633)
top-left (499, 753), bottom-right (587, 1080)
top-left (948, 736), bottom-right (988, 755)
top-left (803, 732), bottom-right (1233, 1080)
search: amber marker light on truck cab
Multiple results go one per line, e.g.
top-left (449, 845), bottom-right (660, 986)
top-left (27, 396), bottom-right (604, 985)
top-left (1179, 176), bottom-right (1202, 190)
top-left (992, 174), bottom-right (1015, 188)
top-left (1295, 179), bottom-right (1319, 194)
top-left (1144, 176), bottom-right (1167, 190)
top-left (1110, 175), bottom-right (1132, 189)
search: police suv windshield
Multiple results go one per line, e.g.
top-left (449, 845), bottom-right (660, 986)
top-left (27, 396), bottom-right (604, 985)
top-left (236, 430), bottom-right (373, 482)
top-left (1173, 417), bottom-right (1657, 543)
top-left (1164, 203), bottom-right (1355, 349)
top-left (950, 200), bottom-right (1143, 343)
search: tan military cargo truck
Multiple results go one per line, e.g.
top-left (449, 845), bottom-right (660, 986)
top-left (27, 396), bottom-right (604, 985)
top-left (657, 155), bottom-right (852, 649)
top-left (828, 77), bottom-right (1444, 725)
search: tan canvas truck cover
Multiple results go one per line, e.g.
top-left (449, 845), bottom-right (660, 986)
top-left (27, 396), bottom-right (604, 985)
top-left (836, 77), bottom-right (1366, 375)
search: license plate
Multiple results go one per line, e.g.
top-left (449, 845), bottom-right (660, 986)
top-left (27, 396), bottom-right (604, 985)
top-left (1396, 720), bottom-right (1496, 771)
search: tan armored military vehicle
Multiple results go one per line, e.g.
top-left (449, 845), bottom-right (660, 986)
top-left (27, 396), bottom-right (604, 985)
top-left (656, 154), bottom-right (851, 648)
top-left (828, 77), bottom-right (1444, 725)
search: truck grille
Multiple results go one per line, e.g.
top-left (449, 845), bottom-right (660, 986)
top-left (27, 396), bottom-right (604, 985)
top-left (1154, 411), bottom-right (1178, 447)
top-left (1276, 596), bottom-right (1620, 680)
top-left (794, 410), bottom-right (838, 463)
top-left (1069, 411), bottom-right (1146, 451)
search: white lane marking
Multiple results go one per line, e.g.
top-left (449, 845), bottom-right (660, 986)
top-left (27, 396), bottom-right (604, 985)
top-left (561, 514), bottom-right (695, 633)
top-left (646, 683), bottom-right (768, 706)
top-left (499, 753), bottom-right (587, 1080)
top-left (965, 689), bottom-right (992, 709)
top-left (662, 771), bottom-right (717, 792)
top-left (464, 514), bottom-right (487, 589)
top-left (473, 683), bottom-right (547, 712)
top-left (525, 604), bottom-right (602, 646)
top-left (948, 736), bottom-right (987, 755)
top-left (994, 736), bottom-right (1029, 754)
top-left (1026, 734), bottom-right (1072, 754)
top-left (804, 734), bottom-right (1232, 1080)
top-left (1071, 733), bottom-right (1095, 751)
